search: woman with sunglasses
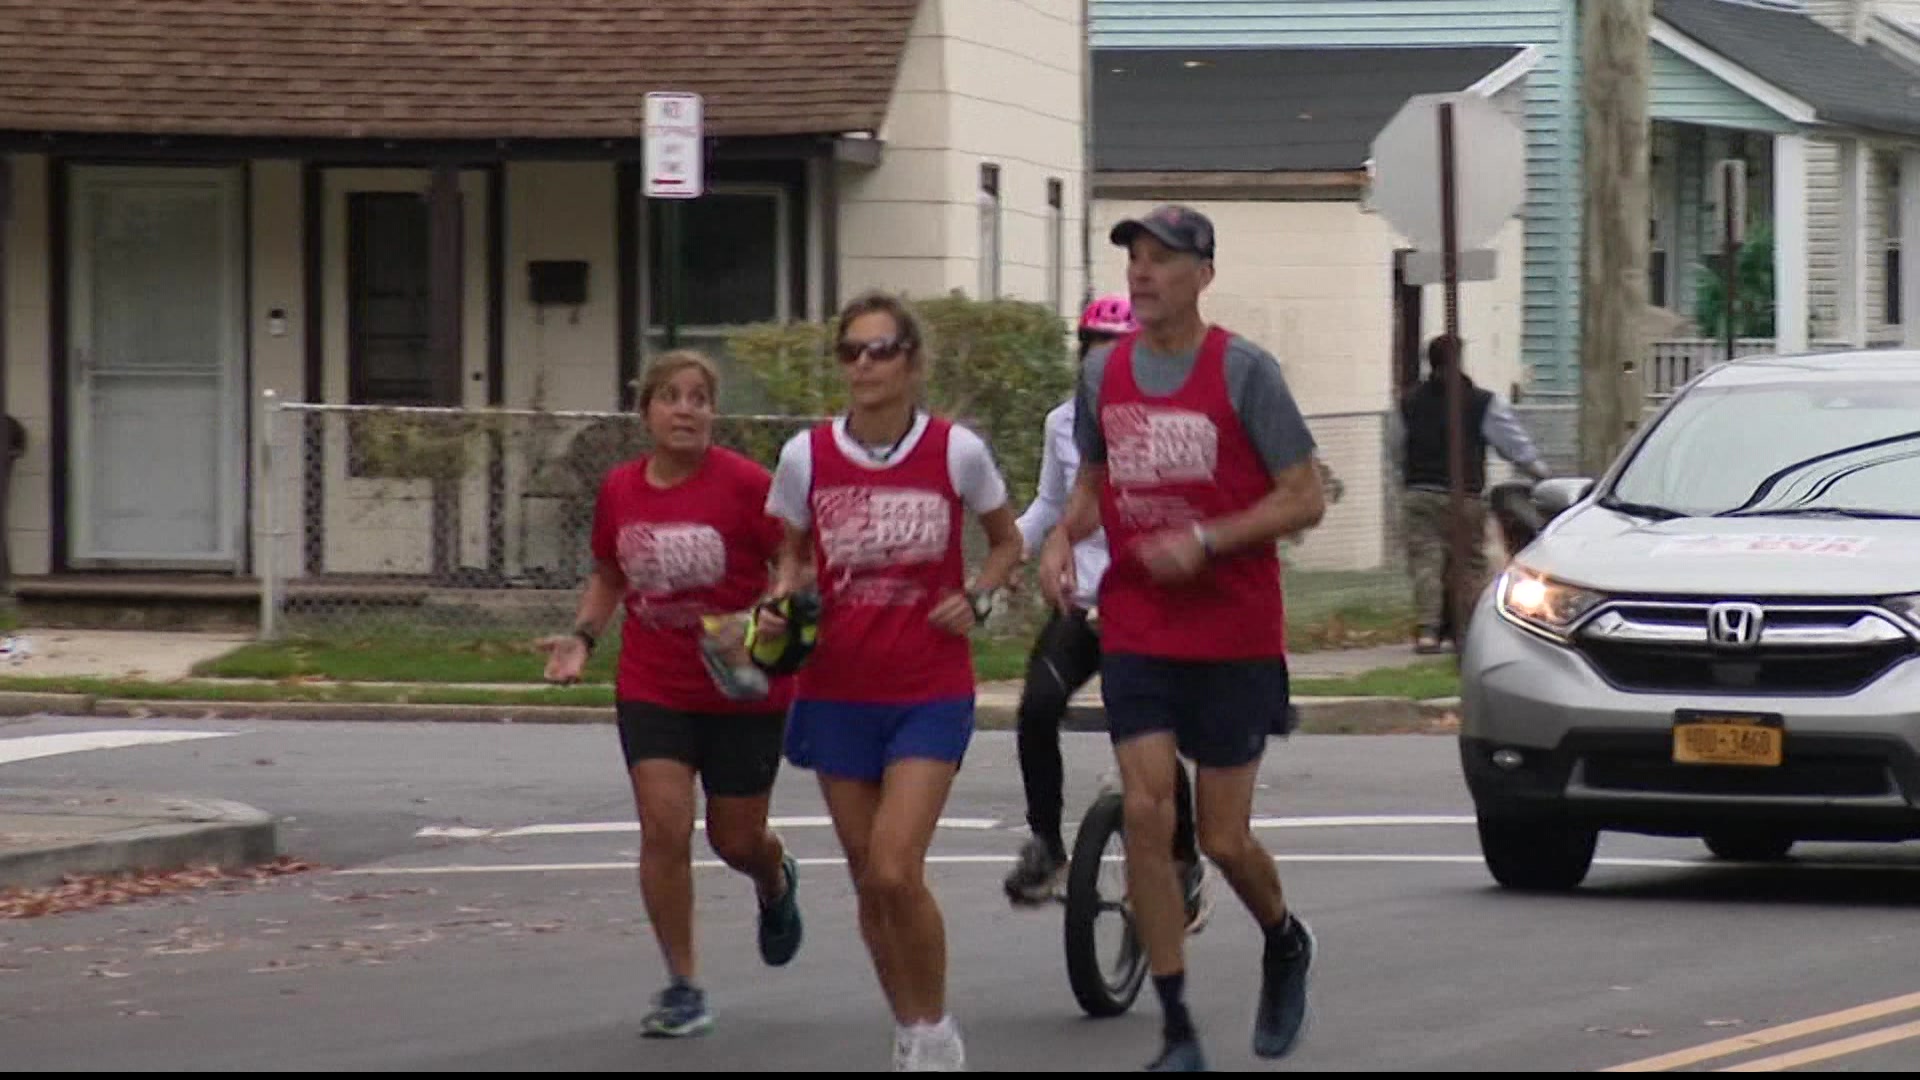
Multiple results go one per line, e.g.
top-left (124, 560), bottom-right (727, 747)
top-left (761, 291), bottom-right (1024, 1071)
top-left (1002, 296), bottom-right (1209, 930)
top-left (541, 350), bottom-right (803, 1040)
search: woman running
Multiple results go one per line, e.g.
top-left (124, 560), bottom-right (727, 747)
top-left (761, 291), bottom-right (1023, 1071)
top-left (542, 350), bottom-right (803, 1039)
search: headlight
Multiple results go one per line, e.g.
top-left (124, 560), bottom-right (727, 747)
top-left (1496, 565), bottom-right (1605, 640)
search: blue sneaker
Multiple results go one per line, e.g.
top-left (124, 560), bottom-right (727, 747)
top-left (1146, 1036), bottom-right (1208, 1072)
top-left (758, 852), bottom-right (803, 967)
top-left (641, 980), bottom-right (713, 1039)
top-left (1252, 914), bottom-right (1315, 1059)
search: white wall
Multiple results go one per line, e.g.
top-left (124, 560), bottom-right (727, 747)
top-left (840, 0), bottom-right (1086, 319)
top-left (1090, 196), bottom-right (1526, 572)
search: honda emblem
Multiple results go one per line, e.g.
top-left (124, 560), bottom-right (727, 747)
top-left (1706, 602), bottom-right (1765, 648)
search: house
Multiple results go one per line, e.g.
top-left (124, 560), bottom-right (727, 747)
top-left (1091, 0), bottom-right (1920, 406)
top-left (0, 0), bottom-right (1086, 612)
top-left (1089, 45), bottom-right (1535, 571)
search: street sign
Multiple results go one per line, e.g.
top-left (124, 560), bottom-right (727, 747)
top-left (1369, 92), bottom-right (1526, 251)
top-left (644, 91), bottom-right (704, 200)
top-left (1403, 249), bottom-right (1498, 287)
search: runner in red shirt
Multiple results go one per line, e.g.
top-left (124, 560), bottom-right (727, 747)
top-left (1040, 207), bottom-right (1328, 1072)
top-left (759, 291), bottom-right (1024, 1072)
top-left (541, 351), bottom-right (802, 1040)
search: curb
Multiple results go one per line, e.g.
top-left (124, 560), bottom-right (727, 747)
top-left (0, 795), bottom-right (279, 891)
top-left (0, 690), bottom-right (1458, 734)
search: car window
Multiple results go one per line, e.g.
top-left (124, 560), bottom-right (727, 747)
top-left (1609, 381), bottom-right (1920, 517)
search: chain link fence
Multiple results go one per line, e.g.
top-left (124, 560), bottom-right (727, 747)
top-left (254, 402), bottom-right (1436, 653)
top-left (257, 402), bottom-right (818, 641)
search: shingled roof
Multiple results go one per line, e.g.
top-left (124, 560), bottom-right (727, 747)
top-left (0, 0), bottom-right (921, 141)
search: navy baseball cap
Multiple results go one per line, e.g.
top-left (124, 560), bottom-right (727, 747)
top-left (1110, 204), bottom-right (1216, 260)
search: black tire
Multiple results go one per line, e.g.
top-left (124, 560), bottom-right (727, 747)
top-left (1064, 790), bottom-right (1149, 1018)
top-left (1477, 813), bottom-right (1598, 892)
top-left (1704, 831), bottom-right (1795, 862)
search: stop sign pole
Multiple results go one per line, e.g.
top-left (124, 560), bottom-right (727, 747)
top-left (1437, 102), bottom-right (1472, 651)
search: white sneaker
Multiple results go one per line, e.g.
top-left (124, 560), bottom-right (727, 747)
top-left (899, 1016), bottom-right (966, 1072)
top-left (893, 1025), bottom-right (915, 1072)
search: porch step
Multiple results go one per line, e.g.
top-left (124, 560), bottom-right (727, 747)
top-left (11, 575), bottom-right (260, 632)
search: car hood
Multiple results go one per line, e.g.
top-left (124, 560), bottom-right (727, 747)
top-left (1520, 507), bottom-right (1920, 597)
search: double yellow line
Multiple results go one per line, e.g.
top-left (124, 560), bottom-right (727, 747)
top-left (1606, 990), bottom-right (1920, 1072)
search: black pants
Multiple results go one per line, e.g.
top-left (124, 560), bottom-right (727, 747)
top-left (1017, 608), bottom-right (1199, 863)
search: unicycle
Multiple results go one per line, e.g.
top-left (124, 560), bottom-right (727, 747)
top-left (1061, 763), bottom-right (1205, 1018)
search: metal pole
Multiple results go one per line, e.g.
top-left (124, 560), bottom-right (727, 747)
top-left (258, 390), bottom-right (279, 641)
top-left (1724, 168), bottom-right (1740, 365)
top-left (1439, 102), bottom-right (1472, 646)
top-left (663, 198), bottom-right (684, 349)
top-left (1080, 0), bottom-right (1095, 308)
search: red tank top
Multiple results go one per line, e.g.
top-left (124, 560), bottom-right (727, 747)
top-left (799, 416), bottom-right (975, 702)
top-left (1096, 327), bottom-right (1287, 659)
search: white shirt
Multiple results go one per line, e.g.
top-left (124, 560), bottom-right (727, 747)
top-left (766, 412), bottom-right (1010, 529)
top-left (1015, 398), bottom-right (1107, 608)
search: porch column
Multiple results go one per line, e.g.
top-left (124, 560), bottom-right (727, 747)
top-left (1838, 138), bottom-right (1872, 348)
top-left (426, 165), bottom-right (464, 577)
top-left (1773, 133), bottom-right (1810, 354)
top-left (1904, 150), bottom-right (1920, 348)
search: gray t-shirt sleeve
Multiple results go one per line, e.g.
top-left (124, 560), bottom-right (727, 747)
top-left (1223, 337), bottom-right (1317, 473)
top-left (1073, 345), bottom-right (1114, 465)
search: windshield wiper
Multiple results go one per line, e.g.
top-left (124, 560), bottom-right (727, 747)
top-left (1597, 496), bottom-right (1687, 521)
top-left (1717, 507), bottom-right (1920, 520)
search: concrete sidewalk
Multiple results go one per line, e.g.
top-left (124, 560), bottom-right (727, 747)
top-left (0, 788), bottom-right (278, 891)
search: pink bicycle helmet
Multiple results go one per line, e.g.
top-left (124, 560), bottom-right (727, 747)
top-left (1078, 293), bottom-right (1137, 337)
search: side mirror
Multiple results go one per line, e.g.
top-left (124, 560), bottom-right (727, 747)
top-left (1532, 477), bottom-right (1594, 519)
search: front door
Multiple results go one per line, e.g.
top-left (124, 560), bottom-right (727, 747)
top-left (67, 166), bottom-right (245, 568)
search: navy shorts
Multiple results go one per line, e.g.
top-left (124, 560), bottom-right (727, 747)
top-left (1101, 654), bottom-right (1292, 769)
top-left (784, 698), bottom-right (975, 783)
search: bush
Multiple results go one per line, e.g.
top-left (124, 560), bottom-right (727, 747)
top-left (1694, 225), bottom-right (1774, 338)
top-left (727, 293), bottom-right (1076, 506)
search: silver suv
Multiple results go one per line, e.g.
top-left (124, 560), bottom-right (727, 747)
top-left (1460, 350), bottom-right (1920, 890)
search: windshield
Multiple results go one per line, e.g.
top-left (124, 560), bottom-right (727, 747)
top-left (1608, 379), bottom-right (1920, 518)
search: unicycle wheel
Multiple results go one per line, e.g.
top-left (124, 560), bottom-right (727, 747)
top-left (1063, 789), bottom-right (1149, 1018)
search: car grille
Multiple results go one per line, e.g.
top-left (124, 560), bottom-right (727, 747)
top-left (1574, 602), bottom-right (1917, 696)
top-left (1581, 749), bottom-right (1896, 798)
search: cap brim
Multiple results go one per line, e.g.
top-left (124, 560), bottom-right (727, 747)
top-left (1110, 218), bottom-right (1176, 250)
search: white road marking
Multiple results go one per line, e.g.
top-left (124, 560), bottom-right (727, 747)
top-left (0, 729), bottom-right (234, 766)
top-left (415, 815), bottom-right (1476, 841)
top-left (415, 816), bottom-right (1001, 840)
top-left (336, 854), bottom-right (1713, 877)
top-left (1251, 815), bottom-right (1477, 829)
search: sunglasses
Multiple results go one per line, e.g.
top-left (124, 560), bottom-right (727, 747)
top-left (835, 338), bottom-right (909, 365)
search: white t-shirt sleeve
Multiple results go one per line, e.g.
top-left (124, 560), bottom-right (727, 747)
top-left (765, 432), bottom-right (815, 529)
top-left (948, 424), bottom-right (1010, 515)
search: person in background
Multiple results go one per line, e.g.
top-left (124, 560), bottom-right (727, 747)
top-left (1398, 333), bottom-right (1551, 653)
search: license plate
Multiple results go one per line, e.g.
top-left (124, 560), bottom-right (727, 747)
top-left (1672, 712), bottom-right (1784, 767)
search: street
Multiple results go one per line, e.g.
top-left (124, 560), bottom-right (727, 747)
top-left (4, 717), bottom-right (1920, 1071)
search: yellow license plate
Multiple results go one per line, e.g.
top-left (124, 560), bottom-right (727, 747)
top-left (1672, 716), bottom-right (1783, 767)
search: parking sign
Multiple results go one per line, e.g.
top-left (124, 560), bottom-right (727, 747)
top-left (644, 91), bottom-right (704, 199)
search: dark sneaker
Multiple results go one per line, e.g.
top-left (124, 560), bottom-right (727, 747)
top-left (1146, 1036), bottom-right (1208, 1072)
top-left (1181, 860), bottom-right (1214, 935)
top-left (1252, 915), bottom-right (1315, 1059)
top-left (758, 852), bottom-right (803, 967)
top-left (641, 981), bottom-right (713, 1039)
top-left (1003, 836), bottom-right (1066, 906)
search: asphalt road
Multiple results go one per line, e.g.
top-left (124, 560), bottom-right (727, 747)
top-left (4, 715), bottom-right (1920, 1071)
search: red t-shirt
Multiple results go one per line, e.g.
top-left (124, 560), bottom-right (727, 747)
top-left (590, 447), bottom-right (795, 713)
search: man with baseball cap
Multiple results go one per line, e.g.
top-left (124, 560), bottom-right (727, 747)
top-left (1040, 205), bottom-right (1326, 1071)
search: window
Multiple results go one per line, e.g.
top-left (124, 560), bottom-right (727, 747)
top-left (646, 185), bottom-right (790, 331)
top-left (1046, 178), bottom-right (1065, 314)
top-left (1887, 157), bottom-right (1903, 326)
top-left (1648, 218), bottom-right (1669, 311)
top-left (347, 192), bottom-right (444, 406)
top-left (978, 163), bottom-right (1002, 300)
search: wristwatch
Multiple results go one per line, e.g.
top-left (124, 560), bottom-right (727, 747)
top-left (572, 626), bottom-right (598, 654)
top-left (967, 588), bottom-right (997, 623)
